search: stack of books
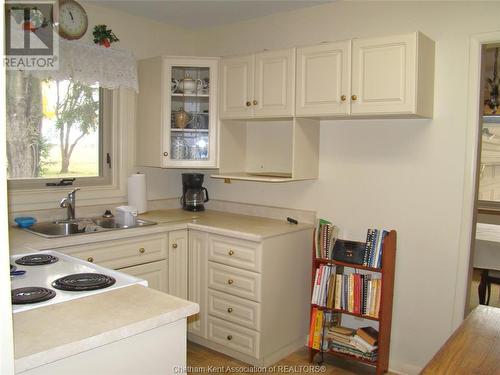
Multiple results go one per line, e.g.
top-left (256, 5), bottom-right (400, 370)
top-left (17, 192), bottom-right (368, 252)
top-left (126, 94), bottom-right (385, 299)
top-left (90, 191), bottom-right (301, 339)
top-left (326, 325), bottom-right (378, 362)
top-left (333, 272), bottom-right (381, 318)
top-left (311, 264), bottom-right (335, 307)
top-left (315, 219), bottom-right (339, 259)
top-left (363, 229), bottom-right (389, 268)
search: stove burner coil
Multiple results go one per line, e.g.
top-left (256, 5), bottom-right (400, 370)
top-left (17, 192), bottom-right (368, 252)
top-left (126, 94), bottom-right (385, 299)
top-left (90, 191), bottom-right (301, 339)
top-left (52, 273), bottom-right (116, 291)
top-left (11, 287), bottom-right (56, 304)
top-left (15, 254), bottom-right (59, 266)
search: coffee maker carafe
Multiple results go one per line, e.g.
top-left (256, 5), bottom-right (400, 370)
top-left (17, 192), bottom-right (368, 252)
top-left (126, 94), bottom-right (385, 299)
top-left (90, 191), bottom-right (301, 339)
top-left (181, 173), bottom-right (209, 211)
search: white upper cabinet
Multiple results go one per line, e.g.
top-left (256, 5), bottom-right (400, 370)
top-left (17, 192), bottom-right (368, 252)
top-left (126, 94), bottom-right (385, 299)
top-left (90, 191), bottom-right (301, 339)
top-left (220, 55), bottom-right (254, 119)
top-left (254, 49), bottom-right (295, 118)
top-left (220, 49), bottom-right (296, 119)
top-left (137, 56), bottom-right (219, 169)
top-left (295, 32), bottom-right (434, 118)
top-left (296, 41), bottom-right (351, 117)
top-left (351, 32), bottom-right (434, 117)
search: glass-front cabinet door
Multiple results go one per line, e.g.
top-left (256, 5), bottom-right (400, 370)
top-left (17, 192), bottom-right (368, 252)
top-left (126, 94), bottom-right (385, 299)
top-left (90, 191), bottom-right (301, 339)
top-left (163, 57), bottom-right (218, 168)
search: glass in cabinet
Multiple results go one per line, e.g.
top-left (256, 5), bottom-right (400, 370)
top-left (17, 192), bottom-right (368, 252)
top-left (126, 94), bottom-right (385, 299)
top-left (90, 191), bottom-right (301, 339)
top-left (164, 58), bottom-right (218, 168)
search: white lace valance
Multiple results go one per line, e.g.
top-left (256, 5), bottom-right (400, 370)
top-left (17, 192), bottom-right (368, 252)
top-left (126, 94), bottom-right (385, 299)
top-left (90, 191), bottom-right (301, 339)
top-left (29, 39), bottom-right (139, 92)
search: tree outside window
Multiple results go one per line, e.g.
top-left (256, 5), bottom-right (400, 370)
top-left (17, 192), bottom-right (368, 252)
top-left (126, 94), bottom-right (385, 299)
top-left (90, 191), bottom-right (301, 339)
top-left (6, 72), bottom-right (101, 180)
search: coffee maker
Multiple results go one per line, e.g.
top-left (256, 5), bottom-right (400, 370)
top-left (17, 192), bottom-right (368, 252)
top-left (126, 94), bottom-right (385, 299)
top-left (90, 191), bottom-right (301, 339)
top-left (181, 173), bottom-right (209, 211)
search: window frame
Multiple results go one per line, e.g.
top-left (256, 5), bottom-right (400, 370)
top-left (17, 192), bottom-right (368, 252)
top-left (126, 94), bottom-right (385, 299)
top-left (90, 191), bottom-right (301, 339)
top-left (7, 85), bottom-right (113, 190)
top-left (8, 88), bottom-right (134, 212)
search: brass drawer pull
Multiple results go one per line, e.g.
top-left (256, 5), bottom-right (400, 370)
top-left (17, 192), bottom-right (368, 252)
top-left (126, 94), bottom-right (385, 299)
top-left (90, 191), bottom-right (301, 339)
top-left (341, 95), bottom-right (347, 101)
top-left (227, 335), bottom-right (233, 341)
top-left (172, 243), bottom-right (178, 249)
top-left (351, 95), bottom-right (358, 101)
top-left (227, 307), bottom-right (233, 313)
top-left (227, 279), bottom-right (234, 285)
top-left (228, 250), bottom-right (234, 256)
top-left (87, 257), bottom-right (94, 263)
top-left (246, 101), bottom-right (251, 107)
top-left (253, 100), bottom-right (258, 105)
top-left (139, 248), bottom-right (145, 254)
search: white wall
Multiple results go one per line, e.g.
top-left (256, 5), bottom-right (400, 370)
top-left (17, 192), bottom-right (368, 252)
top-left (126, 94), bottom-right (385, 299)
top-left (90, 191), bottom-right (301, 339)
top-left (80, 3), bottom-right (199, 201)
top-left (190, 2), bottom-right (500, 374)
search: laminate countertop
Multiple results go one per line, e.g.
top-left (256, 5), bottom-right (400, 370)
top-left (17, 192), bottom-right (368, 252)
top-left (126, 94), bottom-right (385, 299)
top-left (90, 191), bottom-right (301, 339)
top-left (9, 209), bottom-right (314, 254)
top-left (14, 285), bottom-right (199, 373)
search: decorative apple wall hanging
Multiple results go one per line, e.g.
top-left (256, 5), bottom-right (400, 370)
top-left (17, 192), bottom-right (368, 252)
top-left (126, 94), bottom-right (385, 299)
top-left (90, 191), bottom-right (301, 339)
top-left (92, 24), bottom-right (119, 48)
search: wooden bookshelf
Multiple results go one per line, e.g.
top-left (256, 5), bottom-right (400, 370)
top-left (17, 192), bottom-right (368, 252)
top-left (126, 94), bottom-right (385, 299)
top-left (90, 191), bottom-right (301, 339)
top-left (309, 230), bottom-right (397, 375)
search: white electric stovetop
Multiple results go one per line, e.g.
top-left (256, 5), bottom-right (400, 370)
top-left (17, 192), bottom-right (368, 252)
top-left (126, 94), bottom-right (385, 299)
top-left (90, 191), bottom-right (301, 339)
top-left (10, 250), bottom-right (147, 313)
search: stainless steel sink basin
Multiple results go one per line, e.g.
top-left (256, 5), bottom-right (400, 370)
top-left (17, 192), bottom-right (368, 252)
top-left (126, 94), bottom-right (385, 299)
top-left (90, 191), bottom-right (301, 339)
top-left (23, 217), bottom-right (156, 238)
top-left (27, 222), bottom-right (85, 237)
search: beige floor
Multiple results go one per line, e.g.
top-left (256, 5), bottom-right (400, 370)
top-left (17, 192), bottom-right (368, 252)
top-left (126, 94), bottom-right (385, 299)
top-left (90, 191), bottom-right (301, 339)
top-left (468, 268), bottom-right (500, 312)
top-left (188, 342), bottom-right (396, 375)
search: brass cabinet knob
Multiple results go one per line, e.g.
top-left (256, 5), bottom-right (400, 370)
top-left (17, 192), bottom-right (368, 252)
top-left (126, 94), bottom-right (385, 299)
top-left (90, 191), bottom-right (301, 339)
top-left (163, 152), bottom-right (168, 157)
top-left (246, 101), bottom-right (251, 107)
top-left (227, 307), bottom-right (233, 313)
top-left (351, 95), bottom-right (358, 101)
top-left (341, 95), bottom-right (347, 101)
top-left (227, 335), bottom-right (233, 341)
top-left (172, 243), bottom-right (178, 249)
top-left (253, 100), bottom-right (258, 105)
top-left (87, 257), bottom-right (94, 263)
top-left (227, 279), bottom-right (234, 285)
top-left (139, 247), bottom-right (145, 254)
top-left (228, 250), bottom-right (234, 256)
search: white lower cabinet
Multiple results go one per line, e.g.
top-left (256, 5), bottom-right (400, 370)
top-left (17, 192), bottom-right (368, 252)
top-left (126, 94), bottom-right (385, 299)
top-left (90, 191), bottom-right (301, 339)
top-left (58, 233), bottom-right (170, 294)
top-left (55, 225), bottom-right (313, 367)
top-left (187, 228), bottom-right (313, 367)
top-left (118, 260), bottom-right (168, 293)
top-left (168, 229), bottom-right (188, 299)
top-left (188, 230), bottom-right (208, 338)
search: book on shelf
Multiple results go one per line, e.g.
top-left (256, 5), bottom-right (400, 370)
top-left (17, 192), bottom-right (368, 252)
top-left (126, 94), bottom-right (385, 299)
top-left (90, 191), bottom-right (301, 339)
top-left (308, 308), bottom-right (337, 350)
top-left (311, 264), bottom-right (335, 307)
top-left (333, 271), bottom-right (381, 318)
top-left (315, 219), bottom-right (339, 260)
top-left (356, 326), bottom-right (379, 347)
top-left (363, 228), bottom-right (389, 268)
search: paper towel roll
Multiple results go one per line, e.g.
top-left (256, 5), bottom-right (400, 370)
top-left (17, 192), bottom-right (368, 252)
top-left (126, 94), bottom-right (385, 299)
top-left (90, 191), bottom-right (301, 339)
top-left (128, 173), bottom-right (147, 214)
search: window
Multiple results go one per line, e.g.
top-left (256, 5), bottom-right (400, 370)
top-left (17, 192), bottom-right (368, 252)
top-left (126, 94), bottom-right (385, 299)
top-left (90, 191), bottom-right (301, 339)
top-left (6, 72), bottom-right (112, 189)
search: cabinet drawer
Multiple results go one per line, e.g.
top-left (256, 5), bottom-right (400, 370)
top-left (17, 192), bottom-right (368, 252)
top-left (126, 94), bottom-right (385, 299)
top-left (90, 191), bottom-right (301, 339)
top-left (207, 316), bottom-right (260, 358)
top-left (208, 262), bottom-right (261, 302)
top-left (208, 289), bottom-right (261, 330)
top-left (118, 260), bottom-right (168, 293)
top-left (60, 233), bottom-right (168, 269)
top-left (208, 234), bottom-right (262, 272)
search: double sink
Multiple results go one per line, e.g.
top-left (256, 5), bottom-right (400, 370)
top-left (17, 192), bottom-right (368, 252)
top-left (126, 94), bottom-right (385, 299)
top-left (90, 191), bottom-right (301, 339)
top-left (24, 217), bottom-right (156, 238)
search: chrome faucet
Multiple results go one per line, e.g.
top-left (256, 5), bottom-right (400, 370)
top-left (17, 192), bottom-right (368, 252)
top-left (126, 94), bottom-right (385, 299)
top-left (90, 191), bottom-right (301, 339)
top-left (60, 188), bottom-right (80, 221)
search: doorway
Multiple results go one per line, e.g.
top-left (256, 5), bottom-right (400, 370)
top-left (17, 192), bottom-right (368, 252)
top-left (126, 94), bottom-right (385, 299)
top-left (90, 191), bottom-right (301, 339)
top-left (467, 43), bottom-right (500, 313)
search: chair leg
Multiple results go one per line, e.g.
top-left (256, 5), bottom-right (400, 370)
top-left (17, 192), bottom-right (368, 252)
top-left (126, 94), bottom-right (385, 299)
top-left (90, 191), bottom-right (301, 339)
top-left (486, 278), bottom-right (492, 306)
top-left (479, 269), bottom-right (488, 305)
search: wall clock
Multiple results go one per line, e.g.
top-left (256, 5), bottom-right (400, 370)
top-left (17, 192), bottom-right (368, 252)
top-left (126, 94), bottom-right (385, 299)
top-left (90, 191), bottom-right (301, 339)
top-left (58, 0), bottom-right (88, 40)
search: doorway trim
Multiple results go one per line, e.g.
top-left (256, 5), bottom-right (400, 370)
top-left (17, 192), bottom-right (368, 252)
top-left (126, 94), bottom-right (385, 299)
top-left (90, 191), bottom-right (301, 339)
top-left (454, 30), bottom-right (500, 329)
